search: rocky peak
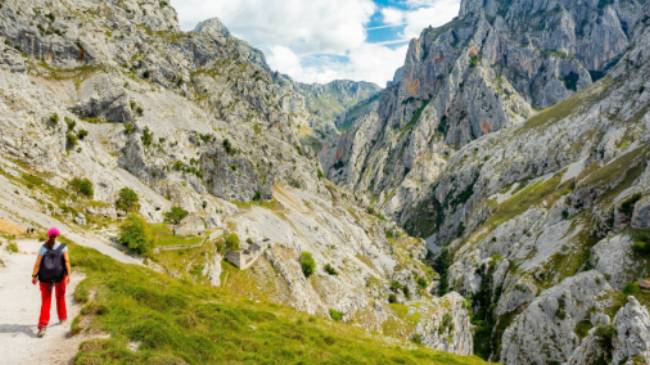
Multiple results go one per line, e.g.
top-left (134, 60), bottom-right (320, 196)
top-left (194, 17), bottom-right (231, 38)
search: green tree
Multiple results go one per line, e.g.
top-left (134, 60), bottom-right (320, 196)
top-left (299, 252), bottom-right (316, 278)
top-left (118, 214), bottom-right (152, 256)
top-left (115, 187), bottom-right (140, 212)
top-left (164, 206), bottom-right (189, 225)
top-left (69, 177), bottom-right (93, 198)
top-left (224, 232), bottom-right (240, 252)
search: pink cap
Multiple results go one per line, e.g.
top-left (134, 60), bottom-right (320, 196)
top-left (47, 227), bottom-right (61, 238)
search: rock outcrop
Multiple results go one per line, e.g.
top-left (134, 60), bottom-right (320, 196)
top-left (415, 292), bottom-right (474, 355)
top-left (613, 296), bottom-right (650, 365)
top-left (500, 271), bottom-right (612, 365)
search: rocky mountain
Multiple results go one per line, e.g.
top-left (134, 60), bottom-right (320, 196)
top-left (2, 0), bottom-right (650, 364)
top-left (411, 16), bottom-right (650, 363)
top-left (322, 0), bottom-right (649, 221)
top-left (323, 0), bottom-right (650, 363)
top-left (293, 79), bottom-right (380, 137)
top-left (0, 0), bottom-right (477, 357)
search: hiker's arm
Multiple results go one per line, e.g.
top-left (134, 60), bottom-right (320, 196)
top-left (64, 251), bottom-right (71, 283)
top-left (32, 255), bottom-right (42, 284)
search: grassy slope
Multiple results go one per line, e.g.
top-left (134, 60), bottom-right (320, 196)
top-left (70, 244), bottom-right (492, 365)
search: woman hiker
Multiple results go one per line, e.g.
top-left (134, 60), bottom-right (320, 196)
top-left (31, 227), bottom-right (71, 337)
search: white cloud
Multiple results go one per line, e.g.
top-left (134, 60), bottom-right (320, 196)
top-left (169, 0), bottom-right (459, 85)
top-left (266, 46), bottom-right (302, 77)
top-left (403, 0), bottom-right (461, 39)
top-left (381, 7), bottom-right (404, 25)
top-left (171, 0), bottom-right (375, 55)
top-left (267, 44), bottom-right (408, 86)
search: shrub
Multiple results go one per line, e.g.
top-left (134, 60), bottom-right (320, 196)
top-left (115, 187), bottom-right (140, 212)
top-left (594, 324), bottom-right (615, 352)
top-left (224, 232), bottom-right (240, 252)
top-left (118, 214), bottom-right (152, 256)
top-left (69, 177), bottom-right (94, 198)
top-left (410, 333), bottom-right (423, 345)
top-left (66, 131), bottom-right (78, 150)
top-left (439, 313), bottom-right (454, 334)
top-left (141, 127), bottom-right (153, 147)
top-left (253, 191), bottom-right (263, 201)
top-left (48, 113), bottom-right (59, 125)
top-left (324, 263), bottom-right (338, 276)
top-left (65, 116), bottom-right (76, 131)
top-left (6, 241), bottom-right (18, 253)
top-left (402, 286), bottom-right (411, 299)
top-left (623, 281), bottom-right (641, 296)
top-left (329, 309), bottom-right (343, 321)
top-left (164, 206), bottom-right (189, 225)
top-left (77, 129), bottom-right (89, 140)
top-left (470, 55), bottom-right (480, 67)
top-left (619, 193), bottom-right (642, 217)
top-left (388, 293), bottom-right (397, 303)
top-left (124, 122), bottom-right (136, 135)
top-left (130, 101), bottom-right (144, 116)
top-left (223, 138), bottom-right (234, 155)
top-left (416, 276), bottom-right (428, 289)
top-left (632, 230), bottom-right (650, 256)
top-left (299, 252), bottom-right (316, 278)
top-left (390, 280), bottom-right (403, 292)
top-left (575, 319), bottom-right (593, 339)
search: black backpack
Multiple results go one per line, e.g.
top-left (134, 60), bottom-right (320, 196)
top-left (38, 244), bottom-right (67, 283)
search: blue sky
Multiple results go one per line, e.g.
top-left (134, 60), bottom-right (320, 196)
top-left (170, 0), bottom-right (460, 86)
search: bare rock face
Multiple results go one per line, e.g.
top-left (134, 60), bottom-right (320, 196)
top-left (415, 292), bottom-right (474, 355)
top-left (500, 271), bottom-right (612, 365)
top-left (590, 234), bottom-right (644, 290)
top-left (632, 195), bottom-right (650, 229)
top-left (612, 296), bottom-right (650, 365)
top-left (322, 0), bottom-right (647, 222)
top-left (70, 73), bottom-right (140, 123)
top-left (200, 146), bottom-right (274, 201)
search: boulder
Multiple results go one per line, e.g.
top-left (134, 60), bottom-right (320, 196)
top-left (612, 296), bottom-right (650, 365)
top-left (632, 195), bottom-right (650, 229)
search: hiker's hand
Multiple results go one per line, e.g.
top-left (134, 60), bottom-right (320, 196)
top-left (65, 275), bottom-right (70, 285)
top-left (32, 277), bottom-right (37, 285)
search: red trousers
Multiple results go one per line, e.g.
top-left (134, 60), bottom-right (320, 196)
top-left (38, 279), bottom-right (67, 329)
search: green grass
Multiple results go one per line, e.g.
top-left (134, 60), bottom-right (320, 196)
top-left (381, 303), bottom-right (423, 340)
top-left (517, 77), bottom-right (613, 133)
top-left (6, 241), bottom-right (18, 253)
top-left (579, 146), bottom-right (649, 191)
top-left (485, 174), bottom-right (572, 229)
top-left (70, 244), bottom-right (493, 365)
top-left (148, 223), bottom-right (202, 248)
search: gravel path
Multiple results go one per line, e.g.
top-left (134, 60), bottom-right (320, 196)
top-left (0, 240), bottom-right (87, 365)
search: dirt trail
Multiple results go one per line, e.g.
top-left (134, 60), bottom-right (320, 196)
top-left (0, 240), bottom-right (86, 365)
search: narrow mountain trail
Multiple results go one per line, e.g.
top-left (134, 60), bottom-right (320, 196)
top-left (0, 240), bottom-right (86, 365)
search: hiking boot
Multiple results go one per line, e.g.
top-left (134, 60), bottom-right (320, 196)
top-left (36, 328), bottom-right (46, 338)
